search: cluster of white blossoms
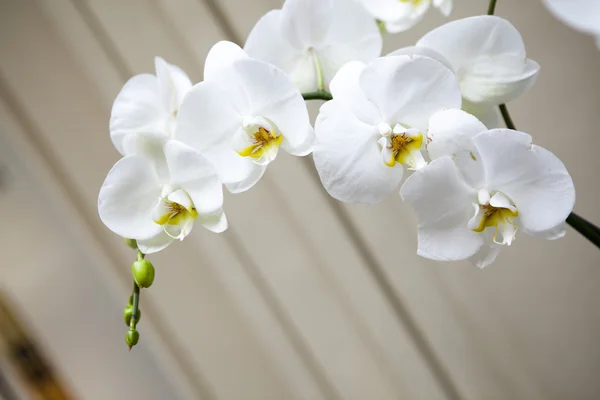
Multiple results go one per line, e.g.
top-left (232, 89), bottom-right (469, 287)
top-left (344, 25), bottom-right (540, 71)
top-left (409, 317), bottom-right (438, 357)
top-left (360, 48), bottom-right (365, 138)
top-left (99, 0), bottom-right (577, 268)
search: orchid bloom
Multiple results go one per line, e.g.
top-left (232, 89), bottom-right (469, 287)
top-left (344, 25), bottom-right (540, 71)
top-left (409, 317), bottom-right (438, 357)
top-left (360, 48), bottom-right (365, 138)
top-left (110, 57), bottom-right (192, 154)
top-left (98, 138), bottom-right (227, 254)
top-left (175, 41), bottom-right (315, 194)
top-left (360, 0), bottom-right (452, 33)
top-left (244, 0), bottom-right (382, 93)
top-left (312, 55), bottom-right (461, 204)
top-left (389, 16), bottom-right (540, 128)
top-left (542, 0), bottom-right (600, 49)
top-left (400, 109), bottom-right (575, 268)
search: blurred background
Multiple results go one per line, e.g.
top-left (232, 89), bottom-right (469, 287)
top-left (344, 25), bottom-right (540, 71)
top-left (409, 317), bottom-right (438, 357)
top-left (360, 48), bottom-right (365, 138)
top-left (0, 0), bottom-right (599, 399)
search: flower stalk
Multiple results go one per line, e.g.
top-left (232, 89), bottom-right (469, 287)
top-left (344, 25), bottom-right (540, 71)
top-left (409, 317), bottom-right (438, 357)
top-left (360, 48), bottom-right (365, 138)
top-left (487, 0), bottom-right (497, 15)
top-left (302, 90), bottom-right (333, 101)
top-left (126, 248), bottom-right (144, 350)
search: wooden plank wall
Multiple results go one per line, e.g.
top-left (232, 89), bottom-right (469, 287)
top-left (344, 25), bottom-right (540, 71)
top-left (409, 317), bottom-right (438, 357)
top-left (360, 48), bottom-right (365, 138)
top-left (0, 0), bottom-right (599, 399)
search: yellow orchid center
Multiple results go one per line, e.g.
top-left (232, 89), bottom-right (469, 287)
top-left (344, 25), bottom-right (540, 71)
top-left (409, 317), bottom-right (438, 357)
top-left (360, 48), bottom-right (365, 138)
top-left (378, 123), bottom-right (426, 169)
top-left (469, 191), bottom-right (519, 245)
top-left (153, 200), bottom-right (198, 226)
top-left (471, 204), bottom-right (518, 232)
top-left (237, 127), bottom-right (283, 160)
top-left (385, 133), bottom-right (424, 167)
top-left (399, 0), bottom-right (423, 5)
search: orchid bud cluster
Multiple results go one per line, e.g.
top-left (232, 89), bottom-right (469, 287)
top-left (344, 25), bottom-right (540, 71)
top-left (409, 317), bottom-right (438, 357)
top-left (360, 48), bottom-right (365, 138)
top-left (99, 0), bottom-right (587, 284)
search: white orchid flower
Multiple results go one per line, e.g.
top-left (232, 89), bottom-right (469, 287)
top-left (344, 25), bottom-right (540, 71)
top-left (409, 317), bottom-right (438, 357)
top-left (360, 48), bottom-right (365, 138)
top-left (542, 0), bottom-right (600, 49)
top-left (244, 0), bottom-right (382, 93)
top-left (312, 55), bottom-right (461, 204)
top-left (175, 41), bottom-right (315, 194)
top-left (389, 16), bottom-right (540, 128)
top-left (400, 110), bottom-right (575, 268)
top-left (360, 0), bottom-right (452, 33)
top-left (98, 139), bottom-right (227, 254)
top-left (110, 57), bottom-right (192, 155)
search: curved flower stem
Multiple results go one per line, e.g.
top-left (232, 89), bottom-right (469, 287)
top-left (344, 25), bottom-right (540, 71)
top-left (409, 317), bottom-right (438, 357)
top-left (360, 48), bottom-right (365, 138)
top-left (498, 104), bottom-right (600, 249)
top-left (567, 213), bottom-right (600, 246)
top-left (302, 90), bottom-right (333, 101)
top-left (130, 249), bottom-right (144, 330)
top-left (499, 104), bottom-right (515, 129)
top-left (487, 0), bottom-right (497, 15)
top-left (130, 281), bottom-right (141, 330)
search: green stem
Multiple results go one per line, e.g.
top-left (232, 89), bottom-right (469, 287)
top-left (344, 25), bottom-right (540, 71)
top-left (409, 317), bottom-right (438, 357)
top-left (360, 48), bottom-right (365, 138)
top-left (130, 282), bottom-right (140, 330)
top-left (498, 104), bottom-right (600, 249)
top-left (499, 104), bottom-right (515, 129)
top-left (302, 90), bottom-right (333, 101)
top-left (566, 213), bottom-right (600, 248)
top-left (487, 0), bottom-right (497, 15)
top-left (131, 249), bottom-right (144, 328)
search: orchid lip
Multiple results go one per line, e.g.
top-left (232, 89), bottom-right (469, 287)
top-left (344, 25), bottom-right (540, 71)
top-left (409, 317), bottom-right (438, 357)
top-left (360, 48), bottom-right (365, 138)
top-left (468, 191), bottom-right (519, 246)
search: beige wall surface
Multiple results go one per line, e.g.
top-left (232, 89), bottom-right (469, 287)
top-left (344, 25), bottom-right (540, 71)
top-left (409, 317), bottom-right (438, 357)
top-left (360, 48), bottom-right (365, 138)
top-left (0, 0), bottom-right (599, 399)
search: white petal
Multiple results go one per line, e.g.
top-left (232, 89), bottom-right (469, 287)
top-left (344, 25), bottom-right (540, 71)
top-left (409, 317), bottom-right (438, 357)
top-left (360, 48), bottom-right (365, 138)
top-left (163, 141), bottom-right (224, 216)
top-left (244, 10), bottom-right (306, 80)
top-left (360, 55), bottom-right (462, 131)
top-left (328, 61), bottom-right (379, 125)
top-left (468, 231), bottom-right (501, 268)
top-left (434, 0), bottom-right (453, 16)
top-left (225, 163), bottom-right (267, 194)
top-left (313, 107), bottom-right (403, 204)
top-left (155, 56), bottom-right (192, 115)
top-left (110, 74), bottom-right (165, 154)
top-left (232, 58), bottom-right (315, 154)
top-left (524, 222), bottom-right (566, 240)
top-left (460, 58), bottom-right (540, 105)
top-left (426, 108), bottom-right (487, 160)
top-left (542, 0), bottom-right (600, 36)
top-left (385, 14), bottom-right (425, 34)
top-left (98, 155), bottom-right (162, 240)
top-left (417, 16), bottom-right (527, 70)
top-left (279, 0), bottom-right (335, 49)
top-left (400, 156), bottom-right (482, 261)
top-left (473, 129), bottom-right (575, 233)
top-left (136, 231), bottom-right (174, 254)
top-left (387, 46), bottom-right (454, 72)
top-left (417, 16), bottom-right (539, 104)
top-left (204, 41), bottom-right (248, 83)
top-left (199, 210), bottom-right (228, 233)
top-left (359, 0), bottom-right (412, 22)
top-left (315, 0), bottom-right (382, 86)
top-left (175, 81), bottom-right (254, 187)
top-left (121, 132), bottom-right (169, 183)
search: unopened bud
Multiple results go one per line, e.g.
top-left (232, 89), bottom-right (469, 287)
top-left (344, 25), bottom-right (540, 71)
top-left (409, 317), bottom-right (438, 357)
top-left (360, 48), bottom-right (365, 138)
top-left (123, 305), bottom-right (141, 326)
top-left (126, 328), bottom-right (139, 349)
top-left (124, 238), bottom-right (138, 249)
top-left (131, 260), bottom-right (155, 288)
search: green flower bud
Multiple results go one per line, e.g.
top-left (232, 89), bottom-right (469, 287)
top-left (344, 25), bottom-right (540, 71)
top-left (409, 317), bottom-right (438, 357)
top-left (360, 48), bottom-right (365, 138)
top-left (124, 238), bottom-right (138, 249)
top-left (131, 260), bottom-right (155, 288)
top-left (128, 295), bottom-right (133, 305)
top-left (126, 328), bottom-right (139, 349)
top-left (123, 305), bottom-right (141, 326)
